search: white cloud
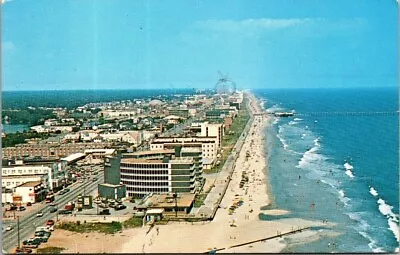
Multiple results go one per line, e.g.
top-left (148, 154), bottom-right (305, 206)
top-left (196, 18), bottom-right (313, 32)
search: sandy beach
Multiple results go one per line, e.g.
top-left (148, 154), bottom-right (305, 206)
top-left (40, 93), bottom-right (330, 253)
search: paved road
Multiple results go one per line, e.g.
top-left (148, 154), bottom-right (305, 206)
top-left (2, 172), bottom-right (104, 252)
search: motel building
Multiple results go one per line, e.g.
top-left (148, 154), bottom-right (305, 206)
top-left (13, 181), bottom-right (46, 205)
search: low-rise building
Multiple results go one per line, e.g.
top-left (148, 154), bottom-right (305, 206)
top-left (13, 181), bottom-right (46, 204)
top-left (144, 193), bottom-right (196, 215)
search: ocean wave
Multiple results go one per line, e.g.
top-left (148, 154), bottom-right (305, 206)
top-left (369, 187), bottom-right (378, 197)
top-left (359, 231), bottom-right (385, 252)
top-left (344, 162), bottom-right (355, 178)
top-left (293, 118), bottom-right (303, 121)
top-left (288, 121), bottom-right (298, 126)
top-left (347, 212), bottom-right (385, 252)
top-left (297, 137), bottom-right (322, 169)
top-left (377, 198), bottom-right (400, 242)
top-left (272, 117), bottom-right (279, 125)
top-left (337, 189), bottom-right (350, 206)
top-left (277, 134), bottom-right (289, 150)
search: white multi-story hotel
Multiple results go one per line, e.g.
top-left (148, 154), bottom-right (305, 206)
top-left (150, 136), bottom-right (218, 169)
top-left (120, 155), bottom-right (197, 199)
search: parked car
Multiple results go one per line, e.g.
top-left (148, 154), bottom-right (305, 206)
top-left (23, 238), bottom-right (41, 246)
top-left (36, 211), bottom-right (44, 217)
top-left (115, 204), bottom-right (127, 211)
top-left (64, 188), bottom-right (70, 192)
top-left (99, 209), bottom-right (110, 215)
top-left (58, 209), bottom-right (72, 215)
top-left (18, 206), bottom-right (26, 211)
top-left (59, 190), bottom-right (66, 195)
top-left (6, 225), bottom-right (14, 231)
top-left (26, 202), bottom-right (32, 206)
top-left (46, 219), bottom-right (55, 226)
top-left (49, 207), bottom-right (58, 213)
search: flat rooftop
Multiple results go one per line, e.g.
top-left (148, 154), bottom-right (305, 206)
top-left (181, 147), bottom-right (202, 153)
top-left (121, 158), bottom-right (165, 164)
top-left (123, 149), bottom-right (174, 157)
top-left (15, 181), bottom-right (42, 188)
top-left (146, 193), bottom-right (195, 208)
top-left (169, 157), bottom-right (194, 164)
top-left (60, 153), bottom-right (86, 162)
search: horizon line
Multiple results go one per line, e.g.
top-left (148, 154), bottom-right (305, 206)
top-left (2, 85), bottom-right (398, 92)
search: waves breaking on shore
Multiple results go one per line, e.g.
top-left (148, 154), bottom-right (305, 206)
top-left (263, 93), bottom-right (399, 252)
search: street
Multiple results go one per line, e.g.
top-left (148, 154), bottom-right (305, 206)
top-left (2, 172), bottom-right (104, 252)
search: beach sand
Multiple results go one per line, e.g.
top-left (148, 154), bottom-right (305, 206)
top-left (41, 93), bottom-right (330, 253)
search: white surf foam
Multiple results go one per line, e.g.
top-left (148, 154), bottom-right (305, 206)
top-left (344, 162), bottom-right (355, 178)
top-left (288, 121), bottom-right (298, 126)
top-left (293, 118), bottom-right (303, 121)
top-left (369, 187), bottom-right (378, 197)
top-left (335, 188), bottom-right (351, 206)
top-left (377, 198), bottom-right (400, 242)
top-left (297, 137), bottom-right (322, 168)
top-left (359, 231), bottom-right (385, 252)
top-left (276, 134), bottom-right (289, 150)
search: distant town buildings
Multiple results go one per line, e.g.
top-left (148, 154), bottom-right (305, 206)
top-left (2, 90), bottom-right (246, 206)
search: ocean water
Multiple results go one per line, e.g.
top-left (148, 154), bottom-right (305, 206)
top-left (256, 87), bottom-right (399, 253)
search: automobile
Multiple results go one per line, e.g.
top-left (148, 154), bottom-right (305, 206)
top-left (26, 202), bottom-right (32, 206)
top-left (92, 177), bottom-right (97, 181)
top-left (36, 226), bottom-right (52, 233)
top-left (64, 188), bottom-right (70, 192)
top-left (99, 209), bottom-right (110, 215)
top-left (49, 202), bottom-right (57, 207)
top-left (115, 204), bottom-right (127, 211)
top-left (18, 206), bottom-right (26, 211)
top-left (7, 205), bottom-right (18, 211)
top-left (49, 207), bottom-right (58, 213)
top-left (46, 220), bottom-right (55, 226)
top-left (23, 238), bottom-right (42, 246)
top-left (36, 211), bottom-right (44, 217)
top-left (58, 209), bottom-right (72, 215)
top-left (79, 180), bottom-right (84, 183)
top-left (6, 225), bottom-right (14, 231)
top-left (109, 202), bottom-right (116, 208)
top-left (59, 190), bottom-right (66, 195)
top-left (99, 203), bottom-right (108, 208)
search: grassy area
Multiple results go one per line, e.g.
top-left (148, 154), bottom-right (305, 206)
top-left (193, 193), bottom-right (208, 207)
top-left (203, 100), bottom-right (250, 174)
top-left (56, 216), bottom-right (143, 234)
top-left (36, 247), bottom-right (65, 254)
top-left (193, 183), bottom-right (215, 207)
top-left (56, 221), bottom-right (122, 234)
top-left (122, 216), bottom-right (143, 228)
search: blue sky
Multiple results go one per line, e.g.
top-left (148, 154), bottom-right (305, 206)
top-left (1, 0), bottom-right (398, 91)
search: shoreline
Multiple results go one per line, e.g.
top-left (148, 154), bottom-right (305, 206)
top-left (39, 92), bottom-right (331, 253)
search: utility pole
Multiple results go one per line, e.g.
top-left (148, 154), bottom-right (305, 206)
top-left (173, 193), bottom-right (178, 217)
top-left (17, 216), bottom-right (20, 249)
